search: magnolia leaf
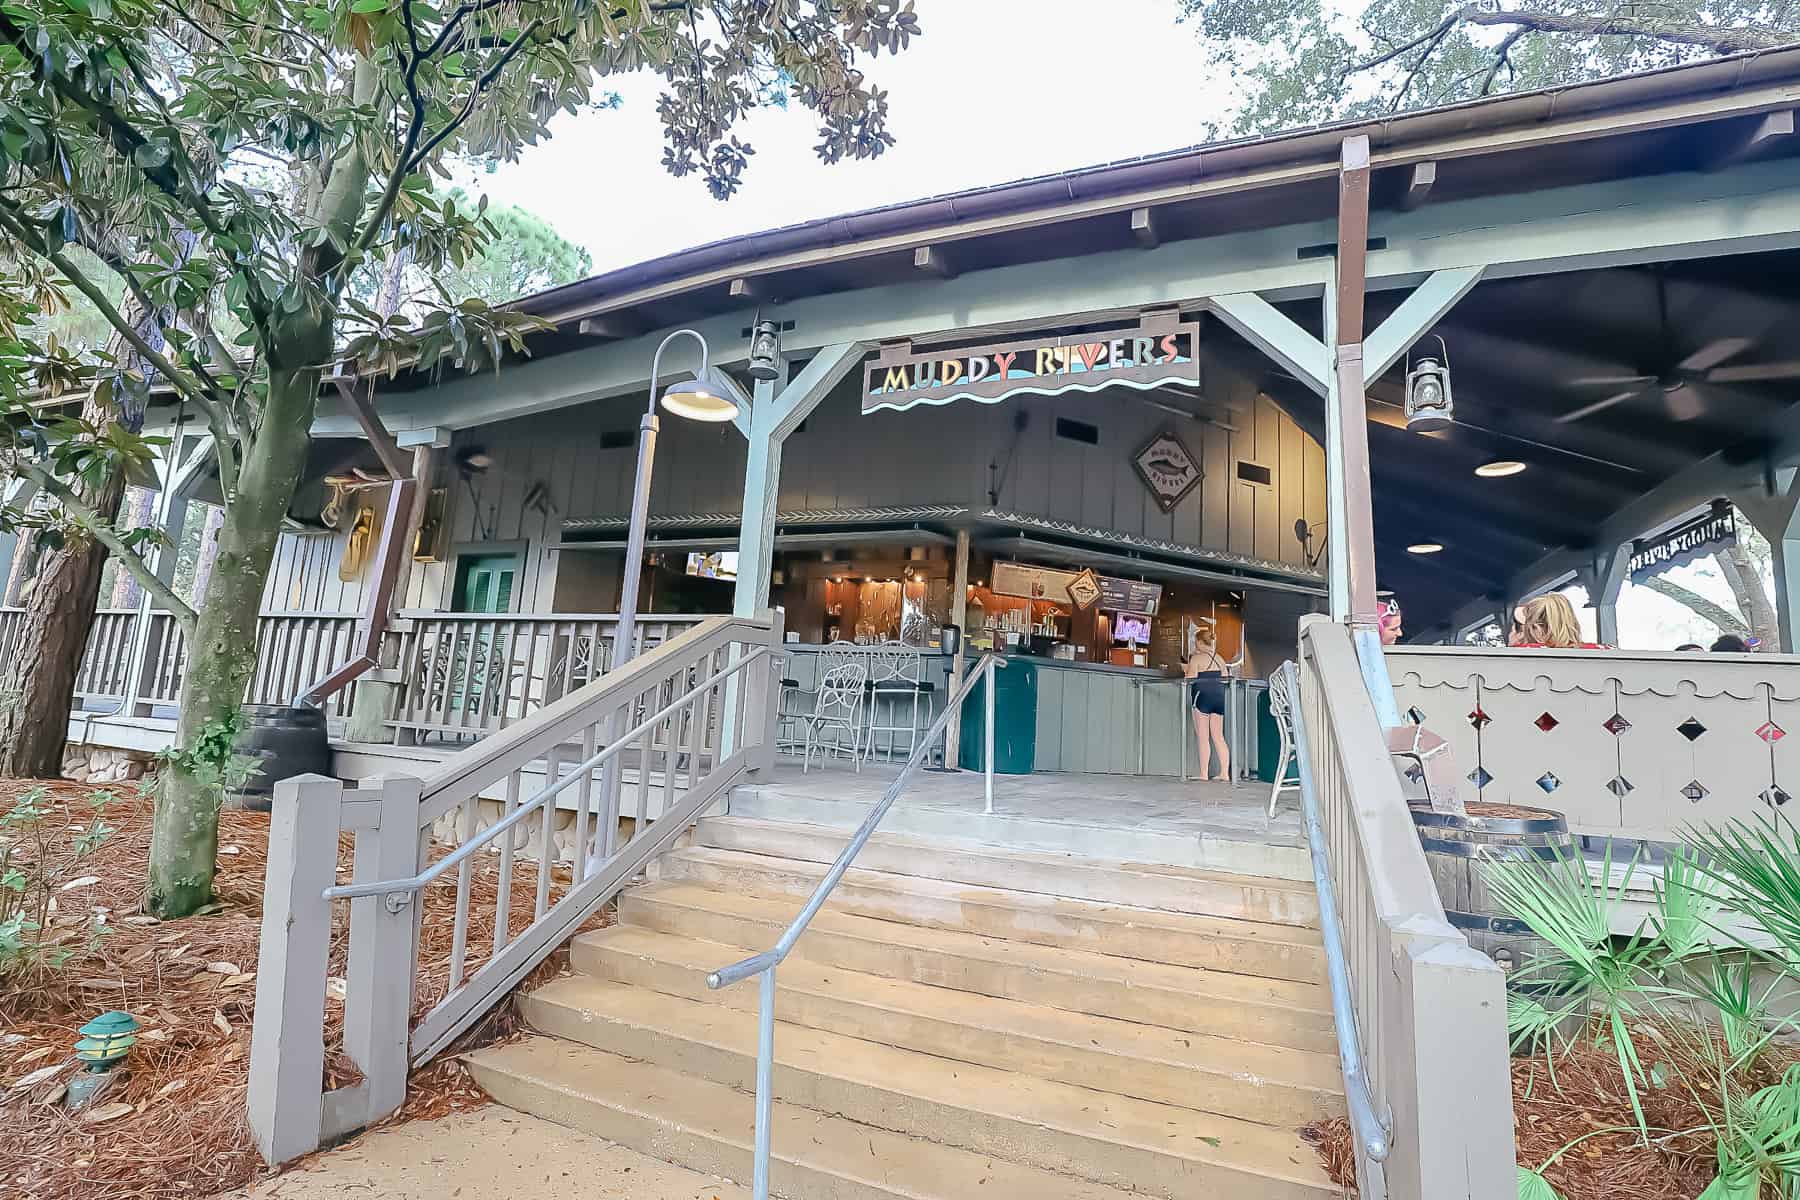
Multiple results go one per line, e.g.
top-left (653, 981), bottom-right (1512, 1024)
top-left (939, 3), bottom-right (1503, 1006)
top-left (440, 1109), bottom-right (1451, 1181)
top-left (83, 1101), bottom-right (132, 1123)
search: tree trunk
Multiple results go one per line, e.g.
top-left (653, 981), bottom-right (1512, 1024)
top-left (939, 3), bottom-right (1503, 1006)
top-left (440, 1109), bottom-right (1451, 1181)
top-left (147, 316), bottom-right (328, 918)
top-left (1718, 542), bottom-right (1779, 649)
top-left (0, 293), bottom-right (160, 778)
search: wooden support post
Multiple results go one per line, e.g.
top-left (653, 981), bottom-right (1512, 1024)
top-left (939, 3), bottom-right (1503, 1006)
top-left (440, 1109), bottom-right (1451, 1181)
top-left (1735, 468), bottom-right (1800, 651)
top-left (1578, 541), bottom-right (1631, 647)
top-left (121, 436), bottom-right (193, 716)
top-left (247, 774), bottom-right (343, 1165)
top-left (944, 528), bottom-right (971, 767)
top-left (340, 776), bottom-right (423, 1130)
top-left (1332, 134), bottom-right (1379, 632)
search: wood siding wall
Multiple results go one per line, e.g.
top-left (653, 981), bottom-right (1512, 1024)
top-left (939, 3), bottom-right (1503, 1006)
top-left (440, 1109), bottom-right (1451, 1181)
top-left (261, 349), bottom-right (1327, 617)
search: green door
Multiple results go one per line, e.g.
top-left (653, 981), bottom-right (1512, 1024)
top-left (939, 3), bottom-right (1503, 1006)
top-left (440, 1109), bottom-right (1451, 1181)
top-left (454, 554), bottom-right (518, 613)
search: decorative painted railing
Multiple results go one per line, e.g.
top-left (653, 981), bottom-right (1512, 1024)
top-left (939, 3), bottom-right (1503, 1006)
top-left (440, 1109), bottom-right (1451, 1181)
top-left (1293, 617), bottom-right (1514, 1200)
top-left (387, 610), bottom-right (710, 739)
top-left (246, 611), bottom-right (784, 1165)
top-left (1387, 645), bottom-right (1800, 845)
top-left (3, 606), bottom-right (368, 718)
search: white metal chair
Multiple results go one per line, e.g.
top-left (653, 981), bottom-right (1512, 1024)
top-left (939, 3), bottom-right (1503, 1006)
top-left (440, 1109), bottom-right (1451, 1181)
top-left (800, 660), bottom-right (868, 773)
top-left (1266, 663), bottom-right (1302, 817)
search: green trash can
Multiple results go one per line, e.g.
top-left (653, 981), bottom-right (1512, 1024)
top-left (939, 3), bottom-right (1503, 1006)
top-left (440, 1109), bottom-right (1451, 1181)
top-left (1255, 685), bottom-right (1282, 783)
top-left (957, 657), bottom-right (1036, 774)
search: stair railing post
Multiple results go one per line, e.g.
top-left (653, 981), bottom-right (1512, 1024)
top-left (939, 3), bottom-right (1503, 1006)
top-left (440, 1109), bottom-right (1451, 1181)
top-left (340, 775), bottom-right (423, 1131)
top-left (983, 657), bottom-right (996, 815)
top-left (247, 774), bottom-right (343, 1165)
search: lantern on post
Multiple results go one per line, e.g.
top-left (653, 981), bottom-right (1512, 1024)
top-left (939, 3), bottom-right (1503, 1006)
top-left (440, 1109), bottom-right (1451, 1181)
top-left (1404, 336), bottom-right (1454, 433)
top-left (747, 318), bottom-right (782, 382)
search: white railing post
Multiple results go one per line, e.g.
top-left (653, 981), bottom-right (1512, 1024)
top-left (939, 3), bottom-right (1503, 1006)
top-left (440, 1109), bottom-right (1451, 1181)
top-left (746, 609), bottom-right (784, 778)
top-left (1383, 920), bottom-right (1516, 1200)
top-left (336, 775), bottom-right (424, 1135)
top-left (983, 658), bottom-right (996, 815)
top-left (247, 774), bottom-right (343, 1165)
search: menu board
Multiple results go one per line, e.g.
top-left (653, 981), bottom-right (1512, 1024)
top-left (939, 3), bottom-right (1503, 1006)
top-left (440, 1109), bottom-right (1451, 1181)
top-left (1098, 577), bottom-right (1162, 616)
top-left (994, 561), bottom-right (1163, 616)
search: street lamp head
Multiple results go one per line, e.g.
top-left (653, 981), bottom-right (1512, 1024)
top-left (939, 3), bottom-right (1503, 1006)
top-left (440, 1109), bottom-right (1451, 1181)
top-left (659, 371), bottom-right (739, 423)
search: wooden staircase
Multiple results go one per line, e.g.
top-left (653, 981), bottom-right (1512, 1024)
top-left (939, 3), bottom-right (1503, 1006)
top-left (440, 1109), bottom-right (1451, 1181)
top-left (465, 813), bottom-right (1344, 1199)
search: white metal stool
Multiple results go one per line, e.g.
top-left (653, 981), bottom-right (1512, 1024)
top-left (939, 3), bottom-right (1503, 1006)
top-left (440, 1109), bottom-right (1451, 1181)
top-left (1266, 663), bottom-right (1303, 817)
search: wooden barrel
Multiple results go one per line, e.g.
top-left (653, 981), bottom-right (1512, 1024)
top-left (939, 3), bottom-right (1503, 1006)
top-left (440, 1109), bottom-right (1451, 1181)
top-left (234, 704), bottom-right (331, 812)
top-left (1411, 802), bottom-right (1574, 979)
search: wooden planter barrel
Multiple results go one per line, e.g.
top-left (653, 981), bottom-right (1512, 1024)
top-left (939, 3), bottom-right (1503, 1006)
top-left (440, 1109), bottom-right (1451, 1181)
top-left (234, 704), bottom-right (331, 812)
top-left (1410, 802), bottom-right (1574, 978)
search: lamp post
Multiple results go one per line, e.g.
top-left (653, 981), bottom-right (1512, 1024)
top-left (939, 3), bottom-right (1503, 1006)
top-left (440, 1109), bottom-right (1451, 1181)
top-left (612, 329), bottom-right (740, 671)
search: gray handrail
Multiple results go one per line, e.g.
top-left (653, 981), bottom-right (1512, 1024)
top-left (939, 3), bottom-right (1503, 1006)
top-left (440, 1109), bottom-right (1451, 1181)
top-left (322, 646), bottom-right (769, 903)
top-left (704, 653), bottom-right (1006, 1200)
top-left (1279, 660), bottom-right (1393, 1167)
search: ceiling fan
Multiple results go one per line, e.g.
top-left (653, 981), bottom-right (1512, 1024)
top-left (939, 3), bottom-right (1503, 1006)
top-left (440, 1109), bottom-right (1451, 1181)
top-left (1557, 273), bottom-right (1800, 424)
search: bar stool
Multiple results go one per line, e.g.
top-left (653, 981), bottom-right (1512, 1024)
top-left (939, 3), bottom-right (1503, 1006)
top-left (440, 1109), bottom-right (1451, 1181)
top-left (800, 660), bottom-right (867, 773)
top-left (862, 641), bottom-right (928, 764)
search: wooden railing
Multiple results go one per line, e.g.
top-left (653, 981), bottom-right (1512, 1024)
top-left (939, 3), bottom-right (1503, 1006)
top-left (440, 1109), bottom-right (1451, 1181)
top-left (1293, 617), bottom-right (1514, 1199)
top-left (71, 609), bottom-right (140, 702)
top-left (1388, 644), bottom-right (1800, 845)
top-left (388, 610), bottom-right (710, 740)
top-left (246, 612), bottom-right (784, 1165)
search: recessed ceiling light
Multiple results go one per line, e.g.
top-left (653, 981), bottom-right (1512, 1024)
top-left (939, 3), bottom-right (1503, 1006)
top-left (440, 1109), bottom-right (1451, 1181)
top-left (1407, 542), bottom-right (1445, 555)
top-left (1474, 460), bottom-right (1527, 478)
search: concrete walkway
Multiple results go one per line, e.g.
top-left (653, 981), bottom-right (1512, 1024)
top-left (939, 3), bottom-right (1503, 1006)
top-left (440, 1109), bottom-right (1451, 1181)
top-left (237, 1107), bottom-right (748, 1200)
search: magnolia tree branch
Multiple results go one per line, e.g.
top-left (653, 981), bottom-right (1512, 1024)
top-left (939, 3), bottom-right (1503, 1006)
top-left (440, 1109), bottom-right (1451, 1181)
top-left (1641, 575), bottom-right (1748, 635)
top-left (1348, 4), bottom-right (1795, 84)
top-left (14, 461), bottom-right (199, 632)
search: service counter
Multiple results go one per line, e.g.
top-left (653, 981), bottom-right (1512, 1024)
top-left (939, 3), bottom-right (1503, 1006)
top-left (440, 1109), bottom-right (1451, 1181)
top-left (778, 644), bottom-right (1266, 780)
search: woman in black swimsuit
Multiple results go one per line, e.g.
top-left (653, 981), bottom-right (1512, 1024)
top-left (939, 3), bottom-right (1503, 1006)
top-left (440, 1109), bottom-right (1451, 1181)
top-left (1182, 628), bottom-right (1230, 783)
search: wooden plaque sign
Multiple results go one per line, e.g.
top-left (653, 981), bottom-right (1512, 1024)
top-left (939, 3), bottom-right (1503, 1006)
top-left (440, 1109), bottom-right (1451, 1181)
top-left (862, 317), bottom-right (1200, 415)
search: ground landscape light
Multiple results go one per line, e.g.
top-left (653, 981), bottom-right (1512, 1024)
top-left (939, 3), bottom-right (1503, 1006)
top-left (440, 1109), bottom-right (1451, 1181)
top-left (1474, 460), bottom-right (1527, 478)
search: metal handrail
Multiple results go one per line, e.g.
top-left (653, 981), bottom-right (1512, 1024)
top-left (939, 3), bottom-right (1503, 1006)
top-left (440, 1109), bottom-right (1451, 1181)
top-left (705, 653), bottom-right (1007, 1200)
top-left (1279, 659), bottom-right (1393, 1168)
top-left (322, 646), bottom-right (770, 903)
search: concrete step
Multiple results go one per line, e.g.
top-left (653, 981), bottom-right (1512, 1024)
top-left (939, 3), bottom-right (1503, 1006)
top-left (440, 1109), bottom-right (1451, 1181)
top-left (729, 783), bottom-right (1312, 880)
top-left (655, 845), bottom-right (1326, 984)
top-left (512, 978), bottom-right (1339, 1199)
top-left (572, 926), bottom-right (1345, 1126)
top-left (467, 1038), bottom-right (1196, 1200)
top-left (620, 883), bottom-right (1336, 1053)
top-left (693, 816), bottom-right (1320, 926)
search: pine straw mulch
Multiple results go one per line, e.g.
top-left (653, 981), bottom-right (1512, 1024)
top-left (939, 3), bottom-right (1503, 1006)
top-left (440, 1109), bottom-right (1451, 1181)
top-left (1, 778), bottom-right (611, 1200)
top-left (1304, 1017), bottom-right (1800, 1199)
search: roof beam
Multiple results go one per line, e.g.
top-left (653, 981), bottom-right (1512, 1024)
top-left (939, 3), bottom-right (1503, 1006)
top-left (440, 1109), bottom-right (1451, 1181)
top-left (1399, 161), bottom-right (1436, 212)
top-left (578, 313), bottom-right (648, 340)
top-left (1209, 292), bottom-right (1331, 394)
top-left (912, 245), bottom-right (958, 280)
top-left (1706, 109), bottom-right (1795, 172)
top-left (1130, 207), bottom-right (1160, 249)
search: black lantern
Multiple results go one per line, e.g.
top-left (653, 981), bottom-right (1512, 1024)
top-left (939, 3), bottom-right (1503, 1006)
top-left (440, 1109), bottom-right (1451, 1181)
top-left (747, 318), bottom-right (781, 382)
top-left (1404, 336), bottom-right (1454, 433)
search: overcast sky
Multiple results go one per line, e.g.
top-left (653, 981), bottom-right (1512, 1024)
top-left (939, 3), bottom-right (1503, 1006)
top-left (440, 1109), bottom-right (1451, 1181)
top-left (454, 1), bottom-right (1237, 273)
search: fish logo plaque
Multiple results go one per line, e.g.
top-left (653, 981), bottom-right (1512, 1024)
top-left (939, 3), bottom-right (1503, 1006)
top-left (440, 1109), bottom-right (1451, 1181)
top-left (1133, 429), bottom-right (1202, 512)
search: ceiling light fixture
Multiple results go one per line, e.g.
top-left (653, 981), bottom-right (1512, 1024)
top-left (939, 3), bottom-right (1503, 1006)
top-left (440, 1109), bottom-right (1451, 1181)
top-left (1407, 542), bottom-right (1445, 555)
top-left (1474, 460), bottom-right (1527, 478)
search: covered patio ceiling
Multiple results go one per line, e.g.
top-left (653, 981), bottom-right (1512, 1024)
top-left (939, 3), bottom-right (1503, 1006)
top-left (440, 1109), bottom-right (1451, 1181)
top-left (1245, 248), bottom-right (1800, 637)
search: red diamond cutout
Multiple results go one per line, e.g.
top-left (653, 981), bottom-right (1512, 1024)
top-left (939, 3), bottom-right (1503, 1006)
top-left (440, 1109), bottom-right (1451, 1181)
top-left (1603, 713), bottom-right (1632, 736)
top-left (1535, 712), bottom-right (1559, 732)
top-left (1758, 721), bottom-right (1787, 745)
top-left (1469, 708), bottom-right (1491, 730)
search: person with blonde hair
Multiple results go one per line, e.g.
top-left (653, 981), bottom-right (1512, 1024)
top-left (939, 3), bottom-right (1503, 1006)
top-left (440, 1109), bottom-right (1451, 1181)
top-left (1182, 624), bottom-right (1230, 783)
top-left (1509, 593), bottom-right (1604, 649)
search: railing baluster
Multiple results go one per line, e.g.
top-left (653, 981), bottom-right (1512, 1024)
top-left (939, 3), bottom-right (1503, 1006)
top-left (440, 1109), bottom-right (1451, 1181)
top-left (572, 724), bottom-right (595, 881)
top-left (535, 747), bottom-right (558, 919)
top-left (493, 769), bottom-right (520, 955)
top-left (635, 686), bottom-right (654, 839)
top-left (448, 795), bottom-right (477, 989)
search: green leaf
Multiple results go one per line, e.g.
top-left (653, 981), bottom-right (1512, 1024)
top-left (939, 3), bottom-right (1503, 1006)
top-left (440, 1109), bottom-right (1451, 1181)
top-left (1696, 1171), bottom-right (1758, 1200)
top-left (1517, 1167), bottom-right (1564, 1200)
top-left (350, 0), bottom-right (389, 11)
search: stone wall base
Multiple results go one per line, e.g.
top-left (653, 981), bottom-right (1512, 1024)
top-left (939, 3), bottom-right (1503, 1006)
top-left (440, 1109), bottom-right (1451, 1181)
top-left (62, 745), bottom-right (155, 785)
